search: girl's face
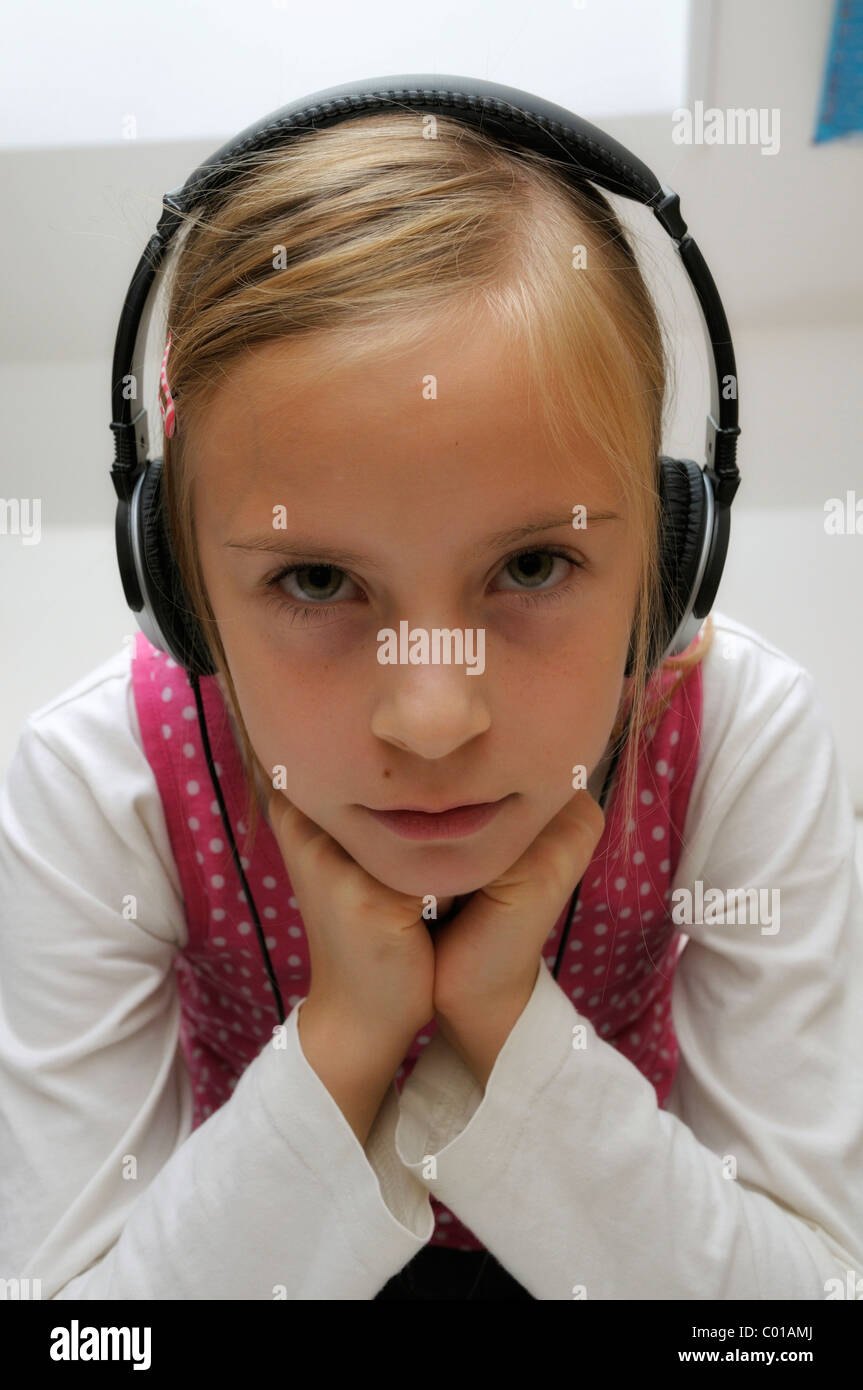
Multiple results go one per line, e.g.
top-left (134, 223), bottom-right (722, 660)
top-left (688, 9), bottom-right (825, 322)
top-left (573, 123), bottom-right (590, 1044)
top-left (192, 317), bottom-right (641, 901)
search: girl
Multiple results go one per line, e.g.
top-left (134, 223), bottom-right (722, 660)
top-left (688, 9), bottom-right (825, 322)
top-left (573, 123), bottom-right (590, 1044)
top-left (1, 110), bottom-right (861, 1301)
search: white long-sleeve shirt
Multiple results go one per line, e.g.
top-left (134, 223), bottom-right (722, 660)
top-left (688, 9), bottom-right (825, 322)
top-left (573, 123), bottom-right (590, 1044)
top-left (1, 608), bottom-right (862, 1300)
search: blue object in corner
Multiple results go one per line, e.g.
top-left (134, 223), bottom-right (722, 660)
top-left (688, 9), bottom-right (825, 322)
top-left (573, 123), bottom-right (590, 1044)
top-left (814, 0), bottom-right (863, 142)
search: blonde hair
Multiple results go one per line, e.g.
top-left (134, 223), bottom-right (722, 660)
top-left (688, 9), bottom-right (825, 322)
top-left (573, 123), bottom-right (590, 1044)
top-left (159, 112), bottom-right (715, 867)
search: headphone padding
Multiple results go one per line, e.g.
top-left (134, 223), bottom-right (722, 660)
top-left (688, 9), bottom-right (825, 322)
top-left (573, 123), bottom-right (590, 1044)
top-left (138, 460), bottom-right (216, 677)
top-left (655, 456), bottom-right (707, 662)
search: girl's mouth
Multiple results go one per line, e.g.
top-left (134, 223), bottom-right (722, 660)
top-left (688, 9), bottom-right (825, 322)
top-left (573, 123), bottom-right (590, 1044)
top-left (361, 795), bottom-right (512, 840)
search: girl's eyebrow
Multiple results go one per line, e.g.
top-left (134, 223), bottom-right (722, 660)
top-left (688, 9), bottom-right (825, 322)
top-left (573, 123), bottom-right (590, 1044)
top-left (223, 509), bottom-right (621, 569)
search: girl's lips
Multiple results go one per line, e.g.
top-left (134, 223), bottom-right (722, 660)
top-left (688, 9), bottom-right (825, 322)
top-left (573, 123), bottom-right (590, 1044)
top-left (363, 796), bottom-right (511, 840)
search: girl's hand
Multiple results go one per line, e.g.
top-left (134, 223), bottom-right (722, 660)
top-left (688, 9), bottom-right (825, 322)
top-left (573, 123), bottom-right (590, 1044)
top-left (431, 789), bottom-right (606, 1030)
top-left (267, 790), bottom-right (436, 1046)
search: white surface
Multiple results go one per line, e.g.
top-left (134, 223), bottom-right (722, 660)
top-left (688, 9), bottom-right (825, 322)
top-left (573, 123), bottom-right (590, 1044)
top-left (0, 0), bottom-right (690, 148)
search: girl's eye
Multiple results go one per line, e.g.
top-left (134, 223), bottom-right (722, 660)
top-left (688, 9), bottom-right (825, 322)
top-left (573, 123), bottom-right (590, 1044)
top-left (262, 548), bottom-right (584, 626)
top-left (494, 548), bottom-right (583, 604)
top-left (263, 563), bottom-right (359, 625)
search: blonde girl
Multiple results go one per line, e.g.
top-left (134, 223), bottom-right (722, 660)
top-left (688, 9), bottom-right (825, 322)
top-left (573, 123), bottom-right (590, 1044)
top-left (1, 93), bottom-right (861, 1302)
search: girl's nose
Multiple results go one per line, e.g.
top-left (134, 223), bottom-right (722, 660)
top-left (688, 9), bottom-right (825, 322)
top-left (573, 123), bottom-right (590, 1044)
top-left (370, 662), bottom-right (491, 759)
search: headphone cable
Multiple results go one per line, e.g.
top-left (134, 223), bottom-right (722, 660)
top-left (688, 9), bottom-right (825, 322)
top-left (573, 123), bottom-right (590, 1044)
top-left (550, 723), bottom-right (627, 980)
top-left (192, 674), bottom-right (286, 1026)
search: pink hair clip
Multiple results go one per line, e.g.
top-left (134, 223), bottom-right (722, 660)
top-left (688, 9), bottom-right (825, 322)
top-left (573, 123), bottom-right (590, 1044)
top-left (159, 330), bottom-right (178, 439)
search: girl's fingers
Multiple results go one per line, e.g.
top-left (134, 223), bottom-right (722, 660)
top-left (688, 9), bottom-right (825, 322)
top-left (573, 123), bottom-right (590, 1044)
top-left (477, 790), bottom-right (605, 913)
top-left (553, 790), bottom-right (606, 866)
top-left (529, 791), bottom-right (606, 900)
top-left (266, 789), bottom-right (372, 880)
top-left (267, 789), bottom-right (329, 858)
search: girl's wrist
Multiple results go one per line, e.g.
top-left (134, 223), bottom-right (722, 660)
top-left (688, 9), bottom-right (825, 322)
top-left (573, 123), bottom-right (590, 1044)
top-left (298, 994), bottom-right (421, 1063)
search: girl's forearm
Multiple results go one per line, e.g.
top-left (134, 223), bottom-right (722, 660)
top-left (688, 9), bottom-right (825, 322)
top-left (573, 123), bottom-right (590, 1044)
top-left (296, 998), bottom-right (413, 1147)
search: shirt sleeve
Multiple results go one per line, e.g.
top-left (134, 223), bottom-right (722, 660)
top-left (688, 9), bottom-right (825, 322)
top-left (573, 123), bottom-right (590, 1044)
top-left (0, 681), bottom-right (432, 1300)
top-left (392, 655), bottom-right (863, 1299)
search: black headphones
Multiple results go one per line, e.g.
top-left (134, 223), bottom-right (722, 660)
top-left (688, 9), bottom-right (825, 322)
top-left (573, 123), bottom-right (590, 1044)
top-left (108, 72), bottom-right (741, 1013)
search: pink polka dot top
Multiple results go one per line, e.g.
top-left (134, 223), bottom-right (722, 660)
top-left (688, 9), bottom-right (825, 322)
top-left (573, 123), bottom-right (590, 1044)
top-left (131, 629), bottom-right (703, 1253)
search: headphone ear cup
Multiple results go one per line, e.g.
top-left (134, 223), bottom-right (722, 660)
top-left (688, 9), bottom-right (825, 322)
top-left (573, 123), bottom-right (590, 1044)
top-left (654, 456), bottom-right (707, 665)
top-left (624, 456), bottom-right (706, 678)
top-left (138, 459), bottom-right (216, 678)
